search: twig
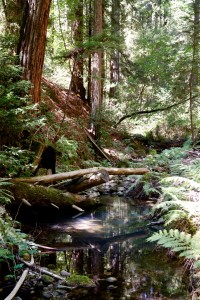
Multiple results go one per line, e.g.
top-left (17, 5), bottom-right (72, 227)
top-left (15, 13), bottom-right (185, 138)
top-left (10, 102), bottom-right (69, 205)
top-left (18, 256), bottom-right (66, 281)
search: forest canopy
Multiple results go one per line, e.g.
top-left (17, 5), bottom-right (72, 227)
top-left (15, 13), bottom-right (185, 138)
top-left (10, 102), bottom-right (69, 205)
top-left (0, 0), bottom-right (199, 173)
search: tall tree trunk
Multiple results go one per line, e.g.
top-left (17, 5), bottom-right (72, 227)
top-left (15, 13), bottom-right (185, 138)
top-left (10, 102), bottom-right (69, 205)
top-left (69, 0), bottom-right (85, 100)
top-left (189, 0), bottom-right (200, 143)
top-left (90, 0), bottom-right (103, 142)
top-left (110, 0), bottom-right (120, 98)
top-left (86, 0), bottom-right (92, 104)
top-left (17, 0), bottom-right (51, 103)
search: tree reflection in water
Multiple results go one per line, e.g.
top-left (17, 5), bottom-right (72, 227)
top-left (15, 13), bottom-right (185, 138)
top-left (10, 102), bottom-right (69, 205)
top-left (38, 196), bottom-right (190, 299)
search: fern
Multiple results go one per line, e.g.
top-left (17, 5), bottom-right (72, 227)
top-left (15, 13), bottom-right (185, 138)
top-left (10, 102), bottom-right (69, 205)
top-left (0, 179), bottom-right (14, 204)
top-left (147, 229), bottom-right (200, 268)
top-left (152, 175), bottom-right (200, 226)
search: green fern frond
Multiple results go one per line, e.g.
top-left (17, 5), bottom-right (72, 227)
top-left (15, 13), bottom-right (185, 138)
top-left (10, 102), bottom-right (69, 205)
top-left (161, 176), bottom-right (200, 190)
top-left (147, 229), bottom-right (191, 250)
top-left (179, 249), bottom-right (200, 260)
top-left (172, 246), bottom-right (190, 252)
top-left (147, 229), bottom-right (200, 268)
top-left (0, 179), bottom-right (14, 204)
top-left (164, 210), bottom-right (188, 225)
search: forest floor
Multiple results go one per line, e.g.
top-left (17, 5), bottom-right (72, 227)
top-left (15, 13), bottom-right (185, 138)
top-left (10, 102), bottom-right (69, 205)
top-left (42, 77), bottom-right (140, 169)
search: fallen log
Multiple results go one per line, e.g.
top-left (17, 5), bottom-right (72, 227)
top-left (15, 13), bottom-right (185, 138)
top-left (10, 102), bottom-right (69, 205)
top-left (55, 170), bottom-right (110, 193)
top-left (6, 182), bottom-right (101, 214)
top-left (12, 167), bottom-right (149, 185)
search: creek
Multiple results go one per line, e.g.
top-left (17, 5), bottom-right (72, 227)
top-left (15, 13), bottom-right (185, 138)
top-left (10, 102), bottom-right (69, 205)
top-left (23, 195), bottom-right (190, 300)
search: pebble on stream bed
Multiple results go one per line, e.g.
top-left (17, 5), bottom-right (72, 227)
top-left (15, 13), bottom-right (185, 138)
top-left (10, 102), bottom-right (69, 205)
top-left (84, 175), bottom-right (136, 197)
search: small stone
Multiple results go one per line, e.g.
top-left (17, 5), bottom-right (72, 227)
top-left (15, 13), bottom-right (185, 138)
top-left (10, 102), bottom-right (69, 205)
top-left (57, 284), bottom-right (69, 290)
top-left (106, 277), bottom-right (117, 283)
top-left (107, 285), bottom-right (117, 289)
top-left (60, 270), bottom-right (71, 277)
top-left (42, 291), bottom-right (52, 299)
top-left (57, 289), bottom-right (66, 295)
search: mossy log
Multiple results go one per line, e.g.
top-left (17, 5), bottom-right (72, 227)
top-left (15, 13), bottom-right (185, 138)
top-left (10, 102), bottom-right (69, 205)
top-left (7, 182), bottom-right (100, 211)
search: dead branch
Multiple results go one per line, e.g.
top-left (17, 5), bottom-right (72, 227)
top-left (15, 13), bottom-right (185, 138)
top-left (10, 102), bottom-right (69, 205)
top-left (4, 254), bottom-right (34, 300)
top-left (114, 98), bottom-right (191, 128)
top-left (84, 128), bottom-right (112, 162)
top-left (18, 256), bottom-right (67, 281)
top-left (4, 269), bottom-right (29, 300)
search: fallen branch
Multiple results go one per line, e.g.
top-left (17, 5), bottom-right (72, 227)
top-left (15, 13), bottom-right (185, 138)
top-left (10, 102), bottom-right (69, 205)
top-left (4, 254), bottom-right (34, 300)
top-left (84, 128), bottom-right (112, 162)
top-left (4, 269), bottom-right (29, 300)
top-left (18, 256), bottom-right (67, 281)
top-left (114, 98), bottom-right (192, 127)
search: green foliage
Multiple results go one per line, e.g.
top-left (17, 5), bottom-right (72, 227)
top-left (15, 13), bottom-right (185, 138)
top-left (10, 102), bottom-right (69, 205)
top-left (155, 176), bottom-right (200, 227)
top-left (147, 229), bottom-right (200, 269)
top-left (145, 144), bottom-right (190, 172)
top-left (147, 143), bottom-right (200, 269)
top-left (83, 159), bottom-right (111, 168)
top-left (0, 179), bottom-right (14, 204)
top-left (0, 214), bottom-right (30, 259)
top-left (67, 273), bottom-right (93, 286)
top-left (171, 159), bottom-right (200, 183)
top-left (56, 136), bottom-right (78, 169)
top-left (139, 172), bottom-right (161, 197)
top-left (0, 35), bottom-right (48, 151)
top-left (125, 172), bottom-right (161, 200)
top-left (0, 147), bottom-right (34, 177)
top-left (0, 205), bottom-right (32, 276)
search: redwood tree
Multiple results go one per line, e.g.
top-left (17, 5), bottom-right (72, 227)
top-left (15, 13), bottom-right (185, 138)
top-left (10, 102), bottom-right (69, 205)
top-left (90, 0), bottom-right (103, 141)
top-left (17, 0), bottom-right (51, 103)
top-left (110, 0), bottom-right (120, 98)
top-left (189, 0), bottom-right (200, 143)
top-left (69, 0), bottom-right (85, 100)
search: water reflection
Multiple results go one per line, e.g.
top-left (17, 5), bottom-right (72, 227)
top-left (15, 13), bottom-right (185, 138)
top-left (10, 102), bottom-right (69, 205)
top-left (36, 196), bottom-right (190, 299)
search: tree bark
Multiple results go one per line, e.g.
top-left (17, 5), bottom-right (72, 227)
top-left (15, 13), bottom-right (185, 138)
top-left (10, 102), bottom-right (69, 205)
top-left (189, 0), bottom-right (200, 143)
top-left (110, 0), bottom-right (120, 98)
top-left (17, 0), bottom-right (51, 103)
top-left (86, 0), bottom-right (92, 104)
top-left (69, 0), bottom-right (85, 100)
top-left (12, 167), bottom-right (149, 184)
top-left (90, 0), bottom-right (103, 142)
top-left (7, 182), bottom-right (99, 210)
top-left (54, 170), bottom-right (110, 193)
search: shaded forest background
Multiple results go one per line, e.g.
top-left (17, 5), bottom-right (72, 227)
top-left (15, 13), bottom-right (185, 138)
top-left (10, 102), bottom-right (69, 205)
top-left (0, 0), bottom-right (199, 177)
top-left (1, 2), bottom-right (200, 298)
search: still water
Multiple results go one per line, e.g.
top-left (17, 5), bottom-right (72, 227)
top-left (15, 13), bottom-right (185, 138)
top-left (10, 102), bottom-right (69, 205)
top-left (33, 196), bottom-right (190, 300)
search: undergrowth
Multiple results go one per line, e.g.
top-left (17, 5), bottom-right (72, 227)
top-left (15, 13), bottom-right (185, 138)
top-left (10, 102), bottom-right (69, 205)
top-left (0, 179), bottom-right (33, 278)
top-left (146, 141), bottom-right (200, 269)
